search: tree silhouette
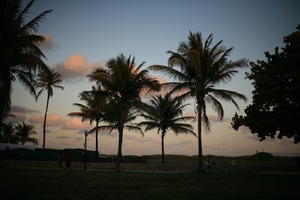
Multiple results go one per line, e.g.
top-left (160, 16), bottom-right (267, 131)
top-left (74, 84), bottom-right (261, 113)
top-left (68, 85), bottom-right (108, 159)
top-left (150, 32), bottom-right (247, 172)
top-left (88, 54), bottom-right (160, 170)
top-left (0, 123), bottom-right (17, 143)
top-left (0, 0), bottom-right (52, 132)
top-left (138, 92), bottom-right (195, 163)
top-left (232, 25), bottom-right (300, 143)
top-left (36, 67), bottom-right (63, 149)
top-left (14, 122), bottom-right (38, 145)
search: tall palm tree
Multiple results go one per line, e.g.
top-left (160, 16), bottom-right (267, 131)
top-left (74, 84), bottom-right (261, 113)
top-left (0, 0), bottom-right (52, 131)
top-left (88, 54), bottom-right (160, 170)
top-left (68, 85), bottom-right (108, 159)
top-left (150, 32), bottom-right (247, 172)
top-left (15, 122), bottom-right (38, 145)
top-left (138, 92), bottom-right (195, 163)
top-left (36, 67), bottom-right (63, 149)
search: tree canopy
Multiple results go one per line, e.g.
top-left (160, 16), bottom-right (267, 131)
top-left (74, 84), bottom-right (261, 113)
top-left (232, 25), bottom-right (300, 143)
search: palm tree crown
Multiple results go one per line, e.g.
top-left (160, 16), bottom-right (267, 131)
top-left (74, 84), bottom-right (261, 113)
top-left (150, 32), bottom-right (247, 171)
top-left (139, 92), bottom-right (195, 163)
top-left (0, 0), bottom-right (52, 130)
top-left (15, 122), bottom-right (38, 146)
top-left (36, 66), bottom-right (63, 149)
top-left (89, 54), bottom-right (160, 107)
top-left (0, 123), bottom-right (17, 144)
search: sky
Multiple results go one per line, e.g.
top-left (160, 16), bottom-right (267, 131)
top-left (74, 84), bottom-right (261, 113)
top-left (9, 0), bottom-right (300, 156)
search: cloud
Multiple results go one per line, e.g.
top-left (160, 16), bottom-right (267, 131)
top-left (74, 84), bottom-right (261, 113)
top-left (52, 54), bottom-right (105, 81)
top-left (62, 117), bottom-right (93, 130)
top-left (236, 125), bottom-right (251, 134)
top-left (29, 114), bottom-right (64, 127)
top-left (37, 34), bottom-right (54, 49)
top-left (47, 115), bottom-right (65, 127)
top-left (4, 112), bottom-right (27, 123)
top-left (11, 105), bottom-right (40, 113)
top-left (185, 112), bottom-right (196, 118)
top-left (29, 114), bottom-right (43, 124)
top-left (56, 136), bottom-right (71, 139)
top-left (5, 105), bottom-right (41, 123)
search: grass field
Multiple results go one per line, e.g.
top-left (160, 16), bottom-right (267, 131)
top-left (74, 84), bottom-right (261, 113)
top-left (0, 168), bottom-right (299, 200)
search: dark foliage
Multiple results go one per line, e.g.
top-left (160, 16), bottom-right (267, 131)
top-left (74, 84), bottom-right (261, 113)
top-left (0, 0), bottom-right (51, 129)
top-left (232, 25), bottom-right (300, 143)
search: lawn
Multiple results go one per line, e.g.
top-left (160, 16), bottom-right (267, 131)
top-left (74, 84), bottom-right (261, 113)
top-left (0, 168), bottom-right (299, 200)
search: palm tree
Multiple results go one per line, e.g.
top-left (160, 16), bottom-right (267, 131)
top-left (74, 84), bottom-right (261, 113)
top-left (0, 123), bottom-right (17, 144)
top-left (150, 32), bottom-right (247, 172)
top-left (68, 85), bottom-right (108, 159)
top-left (36, 67), bottom-right (63, 149)
top-left (0, 0), bottom-right (52, 131)
top-left (138, 92), bottom-right (195, 163)
top-left (88, 54), bottom-right (160, 170)
top-left (14, 122), bottom-right (38, 145)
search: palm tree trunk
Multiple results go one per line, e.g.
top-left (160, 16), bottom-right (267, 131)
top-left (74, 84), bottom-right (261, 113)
top-left (161, 130), bottom-right (166, 164)
top-left (84, 132), bottom-right (87, 171)
top-left (197, 103), bottom-right (203, 172)
top-left (42, 93), bottom-right (50, 150)
top-left (116, 124), bottom-right (124, 171)
top-left (95, 120), bottom-right (99, 161)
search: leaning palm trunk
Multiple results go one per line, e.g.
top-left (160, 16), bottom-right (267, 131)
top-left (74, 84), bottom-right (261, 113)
top-left (42, 93), bottom-right (50, 150)
top-left (197, 103), bottom-right (203, 172)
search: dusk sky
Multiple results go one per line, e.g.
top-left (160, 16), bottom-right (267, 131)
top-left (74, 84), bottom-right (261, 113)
top-left (9, 0), bottom-right (300, 156)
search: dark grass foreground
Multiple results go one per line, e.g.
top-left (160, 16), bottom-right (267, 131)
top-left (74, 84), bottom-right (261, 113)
top-left (0, 168), bottom-right (299, 200)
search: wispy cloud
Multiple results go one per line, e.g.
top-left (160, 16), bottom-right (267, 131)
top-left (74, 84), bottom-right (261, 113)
top-left (11, 105), bottom-right (40, 113)
top-left (4, 112), bottom-right (27, 123)
top-left (29, 114), bottom-right (64, 127)
top-left (62, 117), bottom-right (93, 131)
top-left (4, 105), bottom-right (40, 124)
top-left (52, 54), bottom-right (106, 81)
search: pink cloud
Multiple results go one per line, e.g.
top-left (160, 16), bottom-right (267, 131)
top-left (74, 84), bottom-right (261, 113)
top-left (47, 115), bottom-right (64, 127)
top-left (29, 114), bottom-right (43, 124)
top-left (62, 117), bottom-right (93, 131)
top-left (185, 111), bottom-right (196, 118)
top-left (52, 54), bottom-right (105, 81)
top-left (29, 114), bottom-right (64, 127)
